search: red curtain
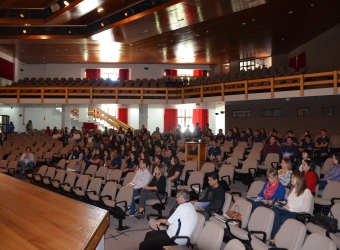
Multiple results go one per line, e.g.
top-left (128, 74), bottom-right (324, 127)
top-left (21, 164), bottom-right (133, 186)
top-left (83, 122), bottom-right (95, 130)
top-left (85, 69), bottom-right (101, 79)
top-left (118, 69), bottom-right (130, 80)
top-left (289, 57), bottom-right (296, 69)
top-left (0, 57), bottom-right (14, 81)
top-left (118, 108), bottom-right (128, 124)
top-left (164, 109), bottom-right (178, 131)
top-left (297, 52), bottom-right (306, 70)
top-left (192, 109), bottom-right (208, 129)
top-left (164, 69), bottom-right (178, 76)
top-left (193, 70), bottom-right (208, 77)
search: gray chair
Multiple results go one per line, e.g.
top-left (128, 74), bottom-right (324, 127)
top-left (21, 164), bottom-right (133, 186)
top-left (301, 233), bottom-right (337, 250)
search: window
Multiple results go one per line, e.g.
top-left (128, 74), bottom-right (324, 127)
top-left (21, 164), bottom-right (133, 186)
top-left (101, 73), bottom-right (118, 80)
top-left (298, 108), bottom-right (310, 116)
top-left (321, 107), bottom-right (334, 116)
top-left (232, 110), bottom-right (250, 118)
top-left (239, 59), bottom-right (264, 71)
top-left (261, 109), bottom-right (282, 117)
top-left (178, 109), bottom-right (193, 132)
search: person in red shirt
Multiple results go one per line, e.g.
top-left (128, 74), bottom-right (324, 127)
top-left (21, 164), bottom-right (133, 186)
top-left (300, 159), bottom-right (318, 195)
top-left (260, 136), bottom-right (281, 162)
top-left (44, 126), bottom-right (52, 136)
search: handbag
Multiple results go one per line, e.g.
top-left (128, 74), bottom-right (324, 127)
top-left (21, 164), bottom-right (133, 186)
top-left (225, 205), bottom-right (243, 227)
top-left (312, 206), bottom-right (338, 230)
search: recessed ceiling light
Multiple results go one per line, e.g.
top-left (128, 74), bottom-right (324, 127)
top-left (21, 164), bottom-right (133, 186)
top-left (97, 7), bottom-right (104, 13)
top-left (252, 18), bottom-right (255, 21)
top-left (19, 13), bottom-right (25, 18)
top-left (130, 43), bottom-right (133, 45)
top-left (242, 22), bottom-right (246, 25)
top-left (282, 38), bottom-right (284, 40)
top-left (64, 1), bottom-right (69, 6)
top-left (196, 34), bottom-right (199, 36)
top-left (288, 10), bottom-right (293, 14)
top-left (23, 29), bottom-right (27, 34)
top-left (206, 30), bottom-right (209, 33)
top-left (311, 4), bottom-right (314, 7)
top-left (100, 22), bottom-right (105, 27)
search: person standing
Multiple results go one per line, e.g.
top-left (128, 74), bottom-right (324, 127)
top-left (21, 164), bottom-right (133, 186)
top-left (8, 122), bottom-right (15, 133)
top-left (18, 147), bottom-right (34, 179)
top-left (139, 189), bottom-right (198, 250)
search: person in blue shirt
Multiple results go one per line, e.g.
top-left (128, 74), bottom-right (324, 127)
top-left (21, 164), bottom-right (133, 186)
top-left (207, 139), bottom-right (221, 162)
top-left (248, 168), bottom-right (286, 212)
top-left (237, 131), bottom-right (248, 144)
top-left (215, 129), bottom-right (225, 146)
top-left (299, 134), bottom-right (314, 153)
top-left (225, 129), bottom-right (234, 142)
top-left (8, 122), bottom-right (15, 133)
top-left (166, 156), bottom-right (182, 184)
top-left (252, 130), bottom-right (263, 143)
top-left (259, 128), bottom-right (267, 141)
top-left (110, 149), bottom-right (122, 170)
top-left (280, 136), bottom-right (299, 161)
top-left (282, 130), bottom-right (298, 146)
top-left (315, 129), bottom-right (330, 163)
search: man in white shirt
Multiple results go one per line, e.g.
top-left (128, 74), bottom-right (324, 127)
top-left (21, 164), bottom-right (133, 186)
top-left (73, 130), bottom-right (81, 142)
top-left (19, 147), bottom-right (34, 179)
top-left (139, 189), bottom-right (198, 250)
top-left (127, 159), bottom-right (152, 215)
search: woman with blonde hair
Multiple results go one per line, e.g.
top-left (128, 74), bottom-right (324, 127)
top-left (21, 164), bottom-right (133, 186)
top-left (278, 157), bottom-right (293, 187)
top-left (135, 165), bottom-right (167, 219)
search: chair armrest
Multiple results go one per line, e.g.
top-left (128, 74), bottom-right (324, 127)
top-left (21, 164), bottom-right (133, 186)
top-left (71, 186), bottom-right (82, 192)
top-left (331, 198), bottom-right (340, 205)
top-left (99, 195), bottom-right (112, 200)
top-left (271, 162), bottom-right (279, 168)
top-left (33, 173), bottom-right (42, 178)
top-left (190, 183), bottom-right (201, 195)
top-left (248, 168), bottom-right (256, 178)
top-left (146, 214), bottom-right (165, 221)
top-left (60, 182), bottom-right (70, 187)
top-left (84, 173), bottom-right (94, 177)
top-left (295, 213), bottom-right (313, 224)
top-left (221, 175), bottom-right (231, 186)
top-left (50, 179), bottom-right (60, 183)
top-left (155, 191), bottom-right (168, 205)
top-left (42, 176), bottom-right (52, 181)
top-left (225, 219), bottom-right (242, 232)
top-left (107, 179), bottom-right (118, 183)
top-left (186, 170), bottom-right (194, 175)
top-left (248, 231), bottom-right (267, 243)
top-left (85, 190), bottom-right (97, 195)
top-left (170, 236), bottom-right (191, 247)
top-left (115, 200), bottom-right (128, 212)
top-left (97, 176), bottom-right (105, 180)
top-left (326, 229), bottom-right (340, 238)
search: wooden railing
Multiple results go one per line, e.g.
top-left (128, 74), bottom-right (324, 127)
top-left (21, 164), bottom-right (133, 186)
top-left (1, 70), bottom-right (338, 104)
top-left (70, 108), bottom-right (135, 132)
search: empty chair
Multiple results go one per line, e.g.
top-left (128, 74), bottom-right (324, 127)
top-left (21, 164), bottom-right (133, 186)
top-left (82, 164), bottom-right (98, 177)
top-left (56, 159), bottom-right (67, 169)
top-left (224, 239), bottom-right (245, 250)
top-left (27, 165), bottom-right (48, 182)
top-left (75, 177), bottom-right (102, 200)
top-left (176, 171), bottom-right (204, 197)
top-left (230, 207), bottom-right (274, 244)
top-left (50, 169), bottom-right (66, 188)
top-left (226, 156), bottom-right (239, 168)
top-left (180, 160), bottom-right (198, 185)
top-left (251, 219), bottom-right (306, 250)
top-left (91, 166), bottom-right (108, 184)
top-left (314, 181), bottom-right (340, 206)
top-left (257, 153), bottom-right (280, 175)
top-left (145, 179), bottom-right (172, 216)
top-left (41, 167), bottom-right (57, 184)
top-left (70, 174), bottom-right (90, 196)
top-left (218, 164), bottom-right (234, 188)
top-left (59, 172), bottom-right (77, 192)
top-left (88, 181), bottom-right (118, 207)
top-left (233, 158), bottom-right (258, 188)
top-left (195, 221), bottom-right (224, 250)
top-left (107, 169), bottom-right (122, 183)
top-left (301, 233), bottom-right (337, 250)
top-left (120, 171), bottom-right (136, 187)
top-left (200, 162), bottom-right (215, 174)
top-left (0, 160), bottom-right (8, 174)
top-left (232, 180), bottom-right (265, 202)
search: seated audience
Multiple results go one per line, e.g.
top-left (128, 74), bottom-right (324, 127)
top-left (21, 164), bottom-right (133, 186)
top-left (224, 129), bottom-right (234, 142)
top-left (248, 168), bottom-right (286, 212)
top-left (18, 147), bottom-right (34, 179)
top-left (122, 151), bottom-right (139, 175)
top-left (315, 129), bottom-right (330, 163)
top-left (109, 149), bottom-right (122, 170)
top-left (86, 148), bottom-right (103, 171)
top-left (151, 127), bottom-right (162, 139)
top-left (251, 129), bottom-right (263, 144)
top-left (135, 165), bottom-right (167, 219)
top-left (166, 156), bottom-right (182, 183)
top-left (102, 149), bottom-right (111, 167)
top-left (271, 172), bottom-right (313, 240)
top-left (300, 159), bottom-right (318, 195)
top-left (278, 157), bottom-right (293, 187)
top-left (163, 149), bottom-right (174, 169)
top-left (192, 171), bottom-right (225, 220)
top-left (215, 129), bottom-right (225, 146)
top-left (139, 189), bottom-right (197, 250)
top-left (319, 152), bottom-right (340, 190)
top-left (83, 147), bottom-right (92, 170)
top-left (45, 126), bottom-right (52, 136)
top-left (206, 139), bottom-right (221, 162)
top-left (297, 149), bottom-right (316, 172)
top-left (260, 136), bottom-right (280, 162)
top-left (280, 136), bottom-right (299, 160)
top-left (68, 145), bottom-right (84, 171)
top-left (259, 128), bottom-right (267, 141)
top-left (299, 134), bottom-right (314, 152)
top-left (282, 130), bottom-right (298, 145)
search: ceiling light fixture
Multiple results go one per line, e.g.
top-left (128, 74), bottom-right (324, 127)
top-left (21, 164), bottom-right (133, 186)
top-left (19, 13), bottom-right (25, 18)
top-left (288, 10), bottom-right (293, 14)
top-left (64, 1), bottom-right (70, 6)
top-left (97, 7), bottom-right (104, 13)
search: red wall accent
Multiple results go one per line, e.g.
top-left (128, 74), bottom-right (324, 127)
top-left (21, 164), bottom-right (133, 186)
top-left (0, 57), bottom-right (14, 81)
top-left (85, 69), bottom-right (101, 79)
top-left (118, 69), bottom-right (130, 80)
top-left (192, 109), bottom-right (208, 129)
top-left (164, 109), bottom-right (178, 131)
top-left (118, 108), bottom-right (128, 124)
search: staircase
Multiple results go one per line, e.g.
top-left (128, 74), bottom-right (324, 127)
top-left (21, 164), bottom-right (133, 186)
top-left (70, 108), bottom-right (135, 132)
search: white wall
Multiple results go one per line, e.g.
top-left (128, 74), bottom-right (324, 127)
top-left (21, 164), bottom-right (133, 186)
top-left (0, 106), bottom-right (23, 133)
top-left (24, 107), bottom-right (63, 130)
top-left (147, 108), bottom-right (164, 132)
top-left (128, 107), bottom-right (139, 130)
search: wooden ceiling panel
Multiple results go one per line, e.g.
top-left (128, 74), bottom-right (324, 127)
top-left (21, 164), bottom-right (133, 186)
top-left (0, 0), bottom-right (57, 9)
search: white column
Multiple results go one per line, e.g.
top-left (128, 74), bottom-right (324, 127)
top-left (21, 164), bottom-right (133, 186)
top-left (138, 104), bottom-right (148, 130)
top-left (62, 106), bottom-right (71, 129)
top-left (78, 105), bottom-right (88, 122)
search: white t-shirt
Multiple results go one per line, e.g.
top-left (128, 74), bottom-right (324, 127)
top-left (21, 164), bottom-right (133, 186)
top-left (287, 187), bottom-right (312, 213)
top-left (167, 202), bottom-right (198, 245)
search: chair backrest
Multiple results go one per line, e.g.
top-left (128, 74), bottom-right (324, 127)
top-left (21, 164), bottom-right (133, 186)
top-left (85, 165), bottom-right (98, 177)
top-left (197, 221), bottom-right (224, 250)
top-left (264, 153), bottom-right (279, 165)
top-left (187, 171), bottom-right (204, 187)
top-left (101, 182), bottom-right (118, 201)
top-left (0, 160), bottom-right (8, 169)
top-left (7, 161), bottom-right (18, 171)
top-left (107, 169), bottom-right (122, 182)
top-left (116, 185), bottom-right (134, 207)
top-left (321, 158), bottom-right (333, 174)
top-left (95, 166), bottom-right (108, 180)
top-left (7, 154), bottom-right (17, 161)
top-left (200, 162), bottom-right (215, 174)
top-left (241, 158), bottom-right (258, 172)
top-left (247, 180), bottom-right (265, 198)
top-left (275, 219), bottom-right (306, 250)
top-left (218, 164), bottom-right (234, 182)
top-left (226, 156), bottom-right (239, 168)
top-left (301, 233), bottom-right (337, 250)
top-left (54, 169), bottom-right (66, 183)
top-left (181, 161), bottom-right (198, 181)
top-left (331, 203), bottom-right (340, 222)
top-left (57, 159), bottom-right (67, 169)
top-left (247, 152), bottom-right (261, 161)
top-left (322, 181), bottom-right (340, 201)
top-left (224, 239), bottom-right (245, 250)
top-left (64, 171), bottom-right (77, 187)
top-left (237, 142), bottom-right (248, 149)
top-left (224, 140), bottom-right (234, 148)
top-left (87, 178), bottom-right (102, 194)
top-left (222, 193), bottom-right (232, 214)
top-left (232, 150), bottom-right (244, 160)
top-left (248, 207), bottom-right (274, 241)
top-left (189, 213), bottom-right (205, 245)
top-left (75, 175), bottom-right (89, 190)
top-left (122, 171), bottom-right (136, 185)
top-left (37, 165), bottom-right (48, 176)
top-left (230, 199), bottom-right (252, 229)
top-left (45, 167), bottom-right (56, 179)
